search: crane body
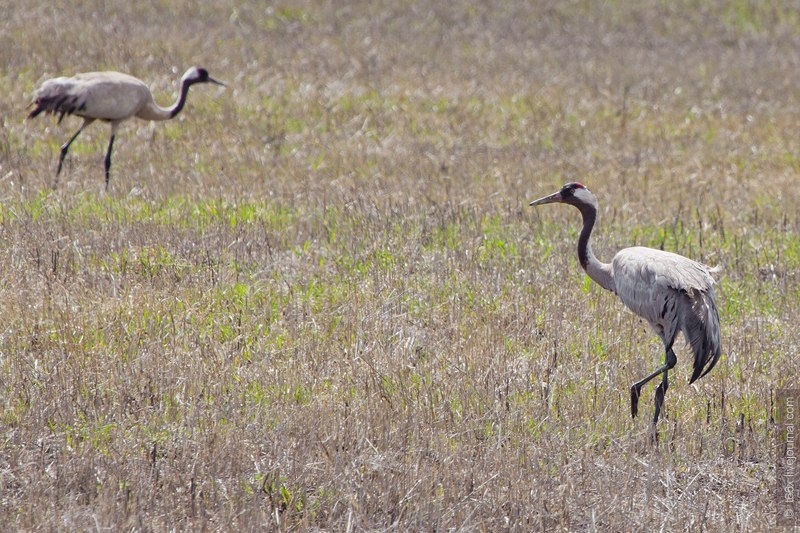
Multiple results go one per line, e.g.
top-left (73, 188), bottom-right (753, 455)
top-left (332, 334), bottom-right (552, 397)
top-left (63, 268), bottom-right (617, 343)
top-left (28, 67), bottom-right (224, 189)
top-left (530, 182), bottom-right (721, 434)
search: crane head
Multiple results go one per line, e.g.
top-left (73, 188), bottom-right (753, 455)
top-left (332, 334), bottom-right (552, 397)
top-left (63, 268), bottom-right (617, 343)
top-left (529, 182), bottom-right (593, 207)
top-left (182, 66), bottom-right (226, 87)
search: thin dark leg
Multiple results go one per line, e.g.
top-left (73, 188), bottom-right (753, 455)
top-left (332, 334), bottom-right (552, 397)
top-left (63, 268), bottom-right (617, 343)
top-left (652, 349), bottom-right (677, 424)
top-left (57, 121), bottom-right (90, 176)
top-left (650, 349), bottom-right (677, 443)
top-left (630, 348), bottom-right (678, 419)
top-left (652, 369), bottom-right (669, 426)
top-left (631, 366), bottom-right (665, 418)
top-left (649, 372), bottom-right (669, 444)
top-left (104, 134), bottom-right (115, 190)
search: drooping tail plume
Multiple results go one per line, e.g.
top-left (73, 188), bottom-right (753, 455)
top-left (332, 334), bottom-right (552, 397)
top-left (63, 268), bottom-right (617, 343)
top-left (685, 288), bottom-right (721, 384)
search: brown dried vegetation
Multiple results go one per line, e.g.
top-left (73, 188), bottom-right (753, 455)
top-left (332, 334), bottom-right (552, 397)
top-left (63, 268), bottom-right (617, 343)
top-left (1, 1), bottom-right (799, 530)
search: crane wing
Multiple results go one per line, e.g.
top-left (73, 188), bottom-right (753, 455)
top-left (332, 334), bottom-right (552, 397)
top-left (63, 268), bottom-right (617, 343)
top-left (612, 247), bottom-right (716, 294)
top-left (29, 72), bottom-right (150, 122)
top-left (611, 246), bottom-right (721, 382)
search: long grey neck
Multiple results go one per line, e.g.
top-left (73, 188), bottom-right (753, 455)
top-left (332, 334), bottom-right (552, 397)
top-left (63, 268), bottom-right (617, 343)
top-left (576, 203), bottom-right (615, 293)
top-left (168, 79), bottom-right (194, 118)
top-left (139, 79), bottom-right (195, 121)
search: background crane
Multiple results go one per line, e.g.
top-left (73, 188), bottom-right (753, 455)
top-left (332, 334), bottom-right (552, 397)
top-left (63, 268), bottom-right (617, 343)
top-left (529, 182), bottom-right (721, 437)
top-left (28, 66), bottom-right (225, 189)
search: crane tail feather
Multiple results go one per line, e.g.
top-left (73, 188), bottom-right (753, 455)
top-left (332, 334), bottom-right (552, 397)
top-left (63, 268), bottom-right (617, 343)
top-left (685, 288), bottom-right (721, 384)
top-left (27, 106), bottom-right (45, 119)
top-left (27, 92), bottom-right (84, 122)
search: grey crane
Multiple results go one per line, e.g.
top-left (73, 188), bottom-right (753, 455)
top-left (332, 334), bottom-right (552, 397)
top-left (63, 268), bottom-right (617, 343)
top-left (529, 182), bottom-right (721, 433)
top-left (28, 66), bottom-right (224, 189)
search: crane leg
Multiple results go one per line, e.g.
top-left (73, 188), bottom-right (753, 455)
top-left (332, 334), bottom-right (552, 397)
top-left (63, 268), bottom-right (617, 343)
top-left (630, 348), bottom-right (677, 419)
top-left (104, 134), bottom-right (115, 190)
top-left (57, 119), bottom-right (92, 177)
top-left (652, 349), bottom-right (677, 426)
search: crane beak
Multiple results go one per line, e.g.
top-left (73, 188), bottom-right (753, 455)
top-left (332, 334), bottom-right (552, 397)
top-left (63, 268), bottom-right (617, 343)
top-left (529, 191), bottom-right (562, 206)
top-left (208, 77), bottom-right (226, 87)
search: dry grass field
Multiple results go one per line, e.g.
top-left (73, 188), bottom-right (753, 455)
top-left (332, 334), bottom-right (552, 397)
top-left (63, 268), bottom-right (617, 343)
top-left (1, 0), bottom-right (799, 530)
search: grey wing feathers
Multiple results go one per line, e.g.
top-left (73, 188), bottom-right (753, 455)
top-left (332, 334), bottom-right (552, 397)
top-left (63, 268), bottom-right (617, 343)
top-left (28, 78), bottom-right (87, 122)
top-left (684, 287), bottom-right (721, 383)
top-left (612, 247), bottom-right (721, 383)
top-left (622, 247), bottom-right (716, 292)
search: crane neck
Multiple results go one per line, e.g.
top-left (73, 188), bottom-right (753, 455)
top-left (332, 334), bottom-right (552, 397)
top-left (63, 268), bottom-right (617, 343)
top-left (576, 202), bottom-right (615, 293)
top-left (139, 78), bottom-right (196, 121)
top-left (167, 78), bottom-right (195, 118)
